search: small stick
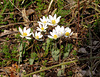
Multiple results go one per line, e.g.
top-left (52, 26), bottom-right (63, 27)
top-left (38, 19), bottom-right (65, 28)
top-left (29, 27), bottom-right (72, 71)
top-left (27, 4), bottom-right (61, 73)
top-left (48, 0), bottom-right (54, 12)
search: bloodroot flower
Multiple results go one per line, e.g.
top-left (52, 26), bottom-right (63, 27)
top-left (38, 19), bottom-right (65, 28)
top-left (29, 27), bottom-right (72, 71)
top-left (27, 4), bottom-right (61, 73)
top-left (48, 29), bottom-right (59, 40)
top-left (37, 23), bottom-right (48, 32)
top-left (48, 14), bottom-right (61, 26)
top-left (38, 16), bottom-right (49, 25)
top-left (32, 31), bottom-right (43, 40)
top-left (64, 27), bottom-right (73, 38)
top-left (19, 27), bottom-right (31, 39)
top-left (55, 25), bottom-right (65, 37)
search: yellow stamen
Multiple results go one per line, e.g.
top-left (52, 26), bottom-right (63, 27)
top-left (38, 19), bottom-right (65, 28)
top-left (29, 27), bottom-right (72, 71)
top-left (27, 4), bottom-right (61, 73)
top-left (43, 21), bottom-right (46, 24)
top-left (41, 27), bottom-right (44, 31)
top-left (53, 35), bottom-right (57, 39)
top-left (65, 32), bottom-right (70, 36)
top-left (35, 36), bottom-right (39, 39)
top-left (52, 20), bottom-right (56, 25)
top-left (23, 32), bottom-right (27, 36)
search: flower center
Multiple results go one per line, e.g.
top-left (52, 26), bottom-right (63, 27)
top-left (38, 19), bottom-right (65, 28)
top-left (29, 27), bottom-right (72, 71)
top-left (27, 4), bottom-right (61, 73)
top-left (35, 36), bottom-right (39, 39)
top-left (53, 35), bottom-right (58, 39)
top-left (41, 27), bottom-right (44, 31)
top-left (43, 21), bottom-right (46, 24)
top-left (23, 32), bottom-right (27, 36)
top-left (65, 32), bottom-right (70, 36)
top-left (52, 20), bottom-right (56, 25)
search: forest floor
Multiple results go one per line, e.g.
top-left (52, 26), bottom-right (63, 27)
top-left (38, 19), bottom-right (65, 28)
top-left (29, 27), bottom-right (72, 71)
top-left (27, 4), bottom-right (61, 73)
top-left (0, 0), bottom-right (100, 77)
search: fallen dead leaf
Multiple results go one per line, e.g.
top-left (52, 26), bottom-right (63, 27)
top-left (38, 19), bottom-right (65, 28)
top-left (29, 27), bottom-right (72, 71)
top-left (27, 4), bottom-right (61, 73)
top-left (22, 8), bottom-right (30, 28)
top-left (26, 9), bottom-right (35, 16)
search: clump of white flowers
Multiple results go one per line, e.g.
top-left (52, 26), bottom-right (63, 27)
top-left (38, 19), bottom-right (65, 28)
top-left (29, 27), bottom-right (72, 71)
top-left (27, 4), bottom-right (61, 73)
top-left (47, 26), bottom-right (73, 40)
top-left (18, 14), bottom-right (73, 40)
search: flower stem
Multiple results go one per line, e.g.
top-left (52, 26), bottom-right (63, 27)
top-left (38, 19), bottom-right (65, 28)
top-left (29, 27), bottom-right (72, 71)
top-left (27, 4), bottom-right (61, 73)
top-left (59, 38), bottom-right (61, 63)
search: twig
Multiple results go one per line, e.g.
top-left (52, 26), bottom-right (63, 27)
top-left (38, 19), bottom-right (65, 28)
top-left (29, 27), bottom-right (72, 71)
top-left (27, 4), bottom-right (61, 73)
top-left (23, 60), bottom-right (78, 77)
top-left (48, 0), bottom-right (54, 12)
top-left (0, 21), bottom-right (37, 29)
top-left (88, 6), bottom-right (100, 13)
top-left (9, 0), bottom-right (22, 13)
top-left (23, 56), bottom-right (100, 77)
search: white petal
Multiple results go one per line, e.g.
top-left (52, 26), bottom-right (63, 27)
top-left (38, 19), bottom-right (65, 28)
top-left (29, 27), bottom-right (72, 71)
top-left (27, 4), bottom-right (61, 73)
top-left (43, 16), bottom-right (45, 20)
top-left (53, 24), bottom-right (57, 26)
top-left (67, 29), bottom-right (71, 33)
top-left (54, 14), bottom-right (56, 19)
top-left (38, 21), bottom-right (42, 24)
top-left (27, 33), bottom-right (32, 36)
top-left (65, 27), bottom-right (71, 33)
top-left (31, 32), bottom-right (34, 37)
top-left (39, 23), bottom-right (42, 28)
top-left (56, 16), bottom-right (61, 23)
top-left (26, 28), bottom-right (31, 34)
top-left (44, 24), bottom-right (47, 29)
top-left (37, 28), bottom-right (41, 31)
top-left (39, 35), bottom-right (43, 38)
top-left (65, 36), bottom-right (68, 38)
top-left (44, 30), bottom-right (46, 32)
top-left (47, 19), bottom-right (51, 23)
top-left (19, 27), bottom-right (23, 35)
top-left (53, 29), bottom-right (57, 34)
top-left (40, 18), bottom-right (43, 22)
top-left (46, 17), bottom-right (49, 22)
top-left (48, 35), bottom-right (53, 38)
top-left (65, 27), bottom-right (69, 30)
top-left (20, 35), bottom-right (24, 38)
top-left (35, 31), bottom-right (37, 36)
top-left (23, 27), bottom-right (26, 33)
top-left (50, 32), bottom-right (54, 36)
top-left (70, 32), bottom-right (73, 36)
top-left (25, 36), bottom-right (31, 39)
top-left (38, 32), bottom-right (41, 36)
top-left (49, 15), bottom-right (53, 20)
top-left (48, 23), bottom-right (53, 26)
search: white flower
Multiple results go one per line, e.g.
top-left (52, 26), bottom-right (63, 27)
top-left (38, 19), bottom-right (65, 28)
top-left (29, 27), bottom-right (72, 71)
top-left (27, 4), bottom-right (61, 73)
top-left (32, 31), bottom-right (43, 40)
top-left (19, 27), bottom-right (31, 39)
top-left (37, 23), bottom-right (48, 32)
top-left (48, 14), bottom-right (61, 26)
top-left (48, 29), bottom-right (59, 40)
top-left (64, 27), bottom-right (73, 37)
top-left (55, 25), bottom-right (65, 37)
top-left (38, 16), bottom-right (49, 25)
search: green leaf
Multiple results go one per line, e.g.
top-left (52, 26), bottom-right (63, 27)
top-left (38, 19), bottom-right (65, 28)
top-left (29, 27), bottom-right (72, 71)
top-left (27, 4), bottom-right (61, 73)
top-left (51, 49), bottom-right (60, 61)
top-left (12, 58), bottom-right (18, 61)
top-left (72, 50), bottom-right (77, 56)
top-left (29, 52), bottom-right (37, 65)
top-left (57, 69), bottom-right (62, 76)
top-left (31, 52), bottom-right (37, 58)
top-left (57, 10), bottom-right (71, 17)
top-left (64, 52), bottom-right (69, 58)
top-left (19, 43), bottom-right (23, 51)
top-left (29, 58), bottom-right (35, 65)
